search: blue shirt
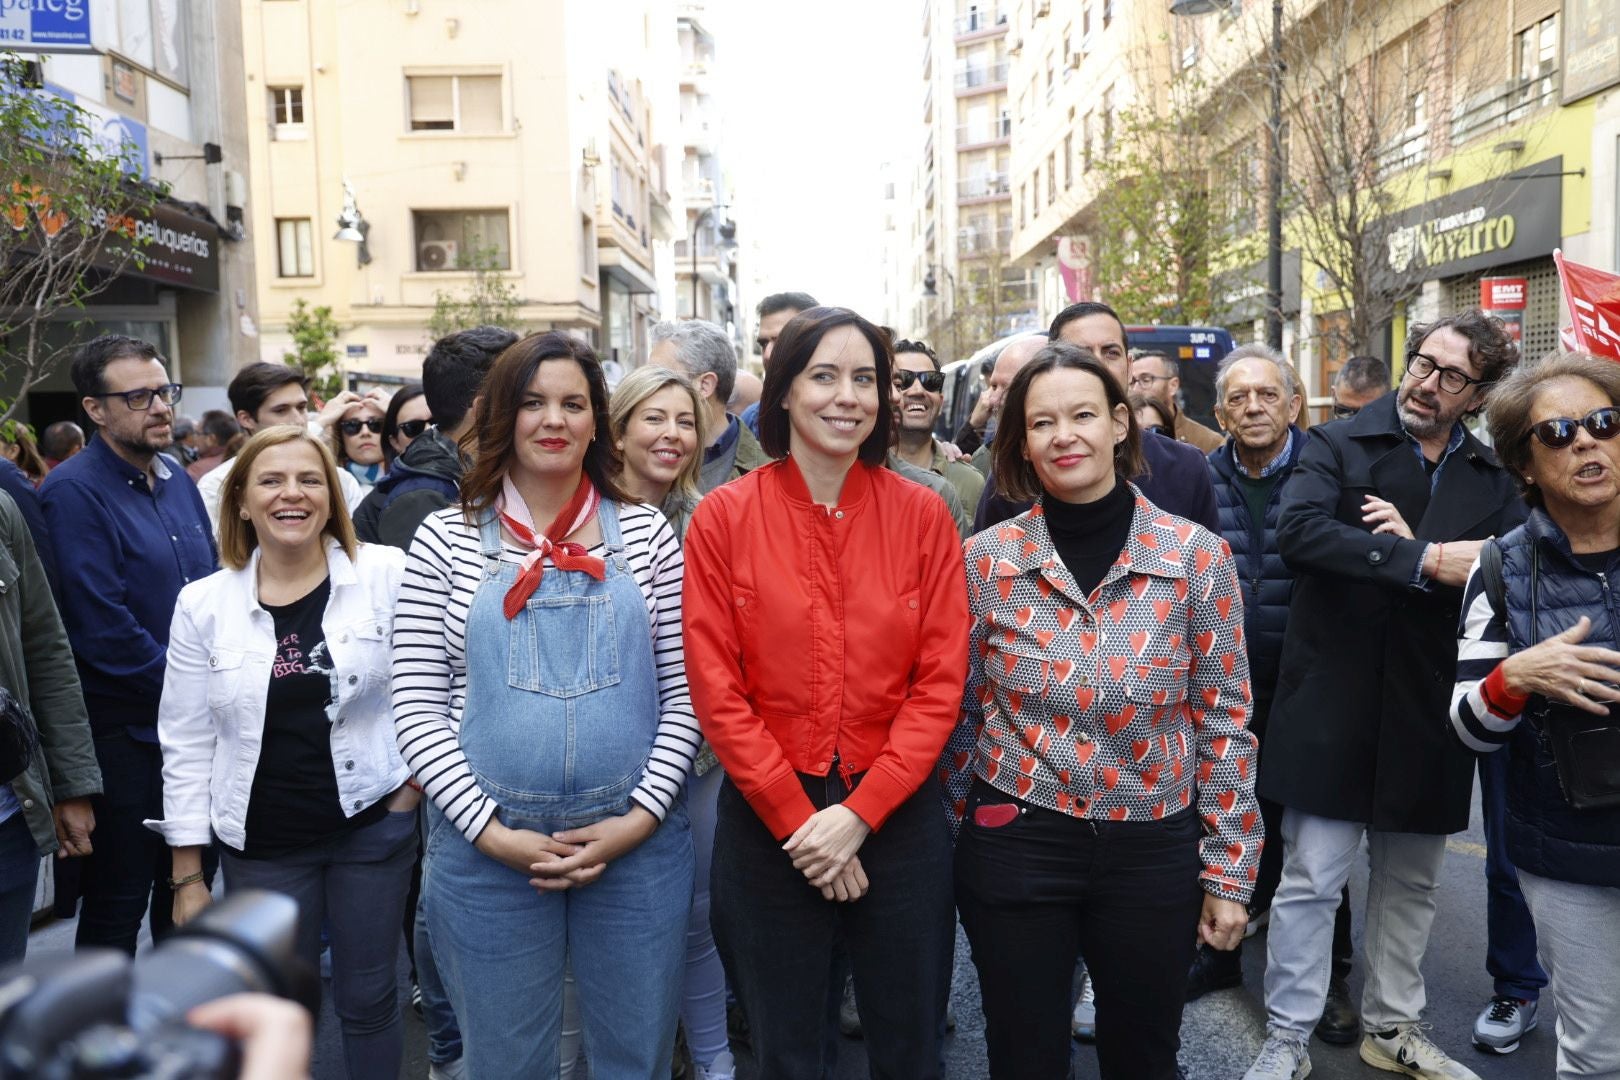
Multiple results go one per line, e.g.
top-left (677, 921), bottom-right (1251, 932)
top-left (0, 458), bottom-right (55, 594)
top-left (740, 401), bottom-right (761, 438)
top-left (703, 413), bottom-right (742, 465)
top-left (39, 435), bottom-right (215, 733)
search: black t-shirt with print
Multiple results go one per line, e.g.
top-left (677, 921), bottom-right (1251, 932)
top-left (240, 577), bottom-right (386, 859)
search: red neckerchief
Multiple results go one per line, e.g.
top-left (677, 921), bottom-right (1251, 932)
top-left (498, 473), bottom-right (605, 619)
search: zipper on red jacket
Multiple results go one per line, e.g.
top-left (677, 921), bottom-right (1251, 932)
top-left (833, 752), bottom-right (857, 789)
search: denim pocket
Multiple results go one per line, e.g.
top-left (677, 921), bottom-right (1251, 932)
top-left (507, 593), bottom-right (621, 698)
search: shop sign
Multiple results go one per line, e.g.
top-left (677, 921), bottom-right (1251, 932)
top-left (1563, 0), bottom-right (1620, 104)
top-left (97, 199), bottom-right (219, 292)
top-left (0, 0), bottom-right (93, 52)
top-left (1381, 159), bottom-right (1563, 285)
top-left (1480, 276), bottom-right (1528, 345)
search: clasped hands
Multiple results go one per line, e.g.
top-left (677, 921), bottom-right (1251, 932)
top-left (476, 806), bottom-right (658, 893)
top-left (784, 803), bottom-right (872, 903)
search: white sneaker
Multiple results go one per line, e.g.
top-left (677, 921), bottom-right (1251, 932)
top-left (694, 1049), bottom-right (736, 1080)
top-left (1360, 1024), bottom-right (1483, 1079)
top-left (1243, 1030), bottom-right (1311, 1080)
top-left (1070, 971), bottom-right (1096, 1041)
top-left (428, 1059), bottom-right (467, 1080)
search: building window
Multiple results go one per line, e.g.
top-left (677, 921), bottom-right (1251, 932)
top-left (581, 214), bottom-right (597, 278)
top-left (1101, 85), bottom-right (1115, 151)
top-left (1063, 135), bottom-right (1073, 187)
top-left (1033, 167), bottom-right (1042, 215)
top-left (1047, 151), bottom-right (1057, 201)
top-left (407, 74), bottom-right (504, 133)
top-left (412, 209), bottom-right (512, 270)
top-left (269, 86), bottom-right (304, 128)
top-left (1515, 13), bottom-right (1559, 106)
top-left (276, 218), bottom-right (314, 278)
top-left (1103, 0), bottom-right (1115, 28)
top-left (1019, 183), bottom-right (1027, 228)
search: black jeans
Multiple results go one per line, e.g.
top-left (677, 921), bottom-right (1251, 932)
top-left (75, 729), bottom-right (214, 954)
top-left (711, 773), bottom-right (954, 1080)
top-left (955, 778), bottom-right (1205, 1080)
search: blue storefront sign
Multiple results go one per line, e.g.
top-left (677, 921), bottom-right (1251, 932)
top-left (0, 0), bottom-right (94, 52)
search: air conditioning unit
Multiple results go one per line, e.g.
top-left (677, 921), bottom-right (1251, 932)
top-left (417, 240), bottom-right (459, 271)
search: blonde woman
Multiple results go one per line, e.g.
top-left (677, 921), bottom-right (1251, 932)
top-left (148, 426), bottom-right (418, 1080)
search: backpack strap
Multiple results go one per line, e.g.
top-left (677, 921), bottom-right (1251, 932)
top-left (1479, 537), bottom-right (1506, 623)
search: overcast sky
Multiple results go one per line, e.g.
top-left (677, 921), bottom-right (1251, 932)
top-left (708, 0), bottom-right (913, 318)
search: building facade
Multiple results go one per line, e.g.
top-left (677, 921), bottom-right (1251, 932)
top-left (673, 5), bottom-right (742, 349)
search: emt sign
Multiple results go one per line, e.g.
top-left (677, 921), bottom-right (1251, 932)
top-left (0, 0), bottom-right (93, 52)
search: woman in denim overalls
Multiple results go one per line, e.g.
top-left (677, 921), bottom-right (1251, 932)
top-left (397, 334), bottom-right (697, 1078)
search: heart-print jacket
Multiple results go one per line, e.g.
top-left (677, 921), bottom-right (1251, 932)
top-left (938, 486), bottom-right (1262, 903)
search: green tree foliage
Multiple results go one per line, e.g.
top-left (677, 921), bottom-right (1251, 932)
top-left (282, 298), bottom-right (344, 401)
top-left (426, 244), bottom-right (523, 341)
top-left (0, 53), bottom-right (162, 424)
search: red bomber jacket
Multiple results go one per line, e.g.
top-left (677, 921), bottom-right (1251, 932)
top-left (683, 457), bottom-right (970, 840)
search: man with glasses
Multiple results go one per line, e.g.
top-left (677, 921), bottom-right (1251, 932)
top-left (1130, 351), bottom-right (1224, 453)
top-left (40, 334), bottom-right (217, 955)
top-left (1244, 310), bottom-right (1525, 1080)
top-left (1330, 355), bottom-right (1393, 421)
top-left (892, 339), bottom-right (985, 515)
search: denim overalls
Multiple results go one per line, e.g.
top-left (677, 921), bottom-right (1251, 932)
top-left (424, 501), bottom-right (692, 1078)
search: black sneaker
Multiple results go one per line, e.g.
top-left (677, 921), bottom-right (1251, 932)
top-left (1186, 942), bottom-right (1244, 1002)
top-left (1313, 977), bottom-right (1359, 1046)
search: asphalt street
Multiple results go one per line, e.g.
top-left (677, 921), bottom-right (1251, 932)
top-left (23, 782), bottom-right (1558, 1079)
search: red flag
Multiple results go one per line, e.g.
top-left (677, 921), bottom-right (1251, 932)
top-left (1554, 249), bottom-right (1620, 361)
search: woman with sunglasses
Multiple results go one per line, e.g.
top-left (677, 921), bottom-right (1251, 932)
top-left (381, 383), bottom-right (433, 471)
top-left (393, 332), bottom-right (699, 1077)
top-left (1452, 352), bottom-right (1620, 1078)
top-left (330, 391), bottom-right (391, 492)
top-left (683, 306), bottom-right (968, 1077)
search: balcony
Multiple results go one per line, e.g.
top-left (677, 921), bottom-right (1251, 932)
top-left (684, 176), bottom-right (716, 206)
top-left (957, 171), bottom-right (1011, 201)
top-left (1451, 73), bottom-right (1559, 146)
top-left (955, 115), bottom-right (1011, 148)
top-left (683, 118), bottom-right (718, 152)
top-left (925, 171), bottom-right (937, 206)
top-left (681, 59), bottom-right (712, 86)
top-left (923, 82), bottom-right (933, 123)
top-left (955, 61), bottom-right (1009, 93)
top-left (958, 225), bottom-right (1013, 254)
top-left (954, 7), bottom-right (1008, 38)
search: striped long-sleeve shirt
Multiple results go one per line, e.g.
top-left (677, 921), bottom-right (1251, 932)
top-left (1450, 562), bottom-right (1524, 753)
top-left (391, 503), bottom-right (700, 841)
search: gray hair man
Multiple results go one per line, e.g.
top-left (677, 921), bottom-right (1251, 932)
top-left (648, 319), bottom-right (768, 493)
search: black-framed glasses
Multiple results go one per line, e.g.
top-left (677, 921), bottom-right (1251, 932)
top-left (1406, 352), bottom-right (1487, 395)
top-left (894, 369), bottom-right (946, 393)
top-left (340, 418), bottom-right (384, 436)
top-left (1527, 407), bottom-right (1620, 449)
top-left (95, 383), bottom-right (182, 411)
top-left (1332, 404), bottom-right (1360, 420)
top-left (395, 418), bottom-right (431, 440)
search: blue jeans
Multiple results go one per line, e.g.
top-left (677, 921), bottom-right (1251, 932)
top-left (222, 807), bottom-right (418, 1080)
top-left (1479, 751), bottom-right (1548, 1001)
top-left (413, 804), bottom-right (462, 1066)
top-left (0, 811), bottom-right (39, 965)
top-left (682, 764), bottom-right (729, 1069)
top-left (424, 503), bottom-right (693, 1078)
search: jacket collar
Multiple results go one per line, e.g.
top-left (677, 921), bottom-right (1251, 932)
top-left (1215, 425), bottom-right (1303, 480)
top-left (243, 538), bottom-right (358, 610)
top-left (987, 482), bottom-right (1194, 589)
top-left (775, 453), bottom-right (874, 510)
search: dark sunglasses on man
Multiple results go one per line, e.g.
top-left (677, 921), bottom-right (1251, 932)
top-left (1331, 404), bottom-right (1360, 420)
top-left (394, 418), bottom-right (432, 440)
top-left (339, 418), bottom-right (385, 436)
top-left (894, 369), bottom-right (946, 393)
top-left (1526, 406), bottom-right (1620, 449)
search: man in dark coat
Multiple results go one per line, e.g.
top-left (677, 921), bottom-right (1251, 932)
top-left (1243, 311), bottom-right (1524, 1080)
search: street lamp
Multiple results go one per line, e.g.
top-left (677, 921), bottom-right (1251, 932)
top-left (1170, 0), bottom-right (1284, 351)
top-left (690, 205), bottom-right (737, 320)
top-left (922, 265), bottom-right (961, 362)
top-left (333, 178), bottom-right (372, 267)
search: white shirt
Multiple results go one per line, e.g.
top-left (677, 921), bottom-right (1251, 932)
top-left (196, 453), bottom-right (364, 538)
top-left (145, 541), bottom-right (410, 851)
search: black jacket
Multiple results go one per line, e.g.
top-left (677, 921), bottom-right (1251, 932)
top-left (973, 429), bottom-right (1220, 534)
top-left (352, 429), bottom-right (463, 551)
top-left (1206, 428), bottom-right (1304, 717)
top-left (1261, 394), bottom-right (1526, 833)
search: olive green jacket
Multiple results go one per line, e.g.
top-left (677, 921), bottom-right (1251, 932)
top-left (0, 492), bottom-right (100, 855)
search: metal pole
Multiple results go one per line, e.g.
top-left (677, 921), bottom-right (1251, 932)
top-left (1265, 0), bottom-right (1284, 350)
top-left (690, 208), bottom-right (708, 320)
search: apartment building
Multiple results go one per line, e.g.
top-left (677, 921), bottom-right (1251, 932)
top-left (243, 0), bottom-right (694, 379)
top-left (1, 0), bottom-right (258, 427)
top-left (674, 5), bottom-right (742, 348)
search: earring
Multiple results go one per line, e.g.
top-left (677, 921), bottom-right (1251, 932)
top-left (240, 510), bottom-right (250, 520)
top-left (616, 441), bottom-right (625, 451)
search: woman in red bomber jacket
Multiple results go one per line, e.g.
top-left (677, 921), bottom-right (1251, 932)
top-left (683, 306), bottom-right (968, 1079)
top-left (939, 343), bottom-right (1260, 1080)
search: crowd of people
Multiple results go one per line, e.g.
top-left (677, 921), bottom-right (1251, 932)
top-left (0, 290), bottom-right (1614, 1080)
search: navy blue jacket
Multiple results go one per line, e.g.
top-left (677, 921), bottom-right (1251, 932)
top-left (1478, 512), bottom-right (1620, 885)
top-left (1206, 428), bottom-right (1304, 717)
top-left (973, 429), bottom-right (1221, 534)
top-left (39, 436), bottom-right (215, 732)
top-left (0, 457), bottom-right (56, 593)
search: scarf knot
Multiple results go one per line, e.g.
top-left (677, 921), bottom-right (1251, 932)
top-left (499, 474), bottom-right (605, 618)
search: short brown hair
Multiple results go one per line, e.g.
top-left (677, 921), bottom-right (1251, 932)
top-left (218, 427), bottom-right (357, 571)
top-left (1486, 351), bottom-right (1620, 509)
top-left (757, 307), bottom-right (894, 465)
top-left (992, 341), bottom-right (1144, 502)
top-left (459, 332), bottom-right (631, 519)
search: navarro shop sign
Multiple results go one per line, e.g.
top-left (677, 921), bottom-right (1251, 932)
top-left (1381, 158), bottom-right (1563, 286)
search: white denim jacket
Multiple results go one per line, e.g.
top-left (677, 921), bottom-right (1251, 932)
top-left (146, 540), bottom-right (409, 851)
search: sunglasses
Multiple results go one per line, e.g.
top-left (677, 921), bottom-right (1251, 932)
top-left (340, 418), bottom-right (384, 436)
top-left (1527, 406), bottom-right (1620, 449)
top-left (395, 419), bottom-right (431, 439)
top-left (894, 369), bottom-right (946, 393)
top-left (1332, 404), bottom-right (1360, 420)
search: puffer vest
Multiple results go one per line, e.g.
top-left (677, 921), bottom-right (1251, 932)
top-left (1494, 510), bottom-right (1620, 886)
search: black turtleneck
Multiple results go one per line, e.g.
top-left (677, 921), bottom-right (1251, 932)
top-left (1043, 479), bottom-right (1135, 597)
